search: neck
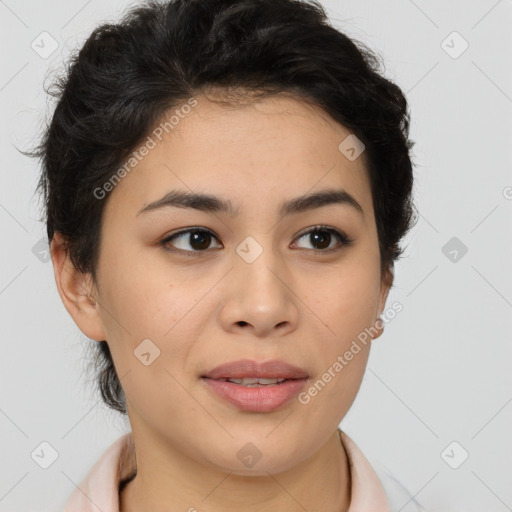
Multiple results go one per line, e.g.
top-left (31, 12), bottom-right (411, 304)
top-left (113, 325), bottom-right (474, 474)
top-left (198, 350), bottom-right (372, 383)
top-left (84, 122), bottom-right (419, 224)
top-left (119, 428), bottom-right (351, 512)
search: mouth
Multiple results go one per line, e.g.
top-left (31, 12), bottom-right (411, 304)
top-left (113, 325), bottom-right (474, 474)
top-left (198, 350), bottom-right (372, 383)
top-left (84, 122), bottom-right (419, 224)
top-left (201, 359), bottom-right (310, 412)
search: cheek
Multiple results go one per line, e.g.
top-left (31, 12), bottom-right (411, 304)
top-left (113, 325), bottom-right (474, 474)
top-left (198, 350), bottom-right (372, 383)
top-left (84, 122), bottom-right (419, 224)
top-left (96, 249), bottom-right (220, 390)
top-left (99, 246), bottom-right (199, 340)
top-left (299, 268), bottom-right (378, 421)
top-left (311, 260), bottom-right (382, 340)
top-left (96, 262), bottom-right (202, 425)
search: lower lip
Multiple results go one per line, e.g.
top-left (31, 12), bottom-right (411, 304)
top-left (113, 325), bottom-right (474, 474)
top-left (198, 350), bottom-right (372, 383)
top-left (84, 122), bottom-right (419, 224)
top-left (202, 378), bottom-right (308, 412)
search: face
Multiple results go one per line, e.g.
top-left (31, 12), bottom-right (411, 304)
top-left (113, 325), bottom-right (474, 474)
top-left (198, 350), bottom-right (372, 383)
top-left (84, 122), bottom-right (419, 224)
top-left (54, 92), bottom-right (391, 475)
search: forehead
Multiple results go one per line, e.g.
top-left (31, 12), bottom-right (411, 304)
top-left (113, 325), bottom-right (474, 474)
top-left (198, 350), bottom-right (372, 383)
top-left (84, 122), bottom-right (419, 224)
top-left (102, 93), bottom-right (373, 222)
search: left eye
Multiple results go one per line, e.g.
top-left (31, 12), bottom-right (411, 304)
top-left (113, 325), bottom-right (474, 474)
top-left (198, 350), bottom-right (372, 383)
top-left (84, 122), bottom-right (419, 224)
top-left (293, 226), bottom-right (351, 251)
top-left (160, 226), bottom-right (352, 254)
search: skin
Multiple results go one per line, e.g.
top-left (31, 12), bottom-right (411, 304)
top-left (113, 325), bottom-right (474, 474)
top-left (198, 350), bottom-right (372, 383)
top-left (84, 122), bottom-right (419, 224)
top-left (51, 92), bottom-right (392, 512)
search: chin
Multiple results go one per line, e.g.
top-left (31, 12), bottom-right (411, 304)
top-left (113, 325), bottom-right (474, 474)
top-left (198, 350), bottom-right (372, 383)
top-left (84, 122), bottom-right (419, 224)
top-left (202, 439), bottom-right (304, 477)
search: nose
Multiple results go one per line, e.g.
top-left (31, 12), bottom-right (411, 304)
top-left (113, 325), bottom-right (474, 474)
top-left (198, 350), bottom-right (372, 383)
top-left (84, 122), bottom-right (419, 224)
top-left (218, 245), bottom-right (300, 338)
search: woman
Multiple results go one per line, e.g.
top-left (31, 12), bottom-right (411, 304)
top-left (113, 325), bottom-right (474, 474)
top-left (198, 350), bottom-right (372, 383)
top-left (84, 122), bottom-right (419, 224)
top-left (30, 0), bottom-right (421, 510)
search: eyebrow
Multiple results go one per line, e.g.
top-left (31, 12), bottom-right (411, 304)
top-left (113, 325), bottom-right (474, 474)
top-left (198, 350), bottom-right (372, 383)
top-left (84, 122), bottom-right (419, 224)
top-left (136, 188), bottom-right (363, 218)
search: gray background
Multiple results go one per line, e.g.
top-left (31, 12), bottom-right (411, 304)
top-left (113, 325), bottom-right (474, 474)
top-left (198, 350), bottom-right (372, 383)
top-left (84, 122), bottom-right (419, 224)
top-left (1, 0), bottom-right (511, 511)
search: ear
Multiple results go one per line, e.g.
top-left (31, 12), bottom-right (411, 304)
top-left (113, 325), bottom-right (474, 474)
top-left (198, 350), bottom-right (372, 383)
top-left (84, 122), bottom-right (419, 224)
top-left (50, 232), bottom-right (107, 342)
top-left (372, 264), bottom-right (394, 340)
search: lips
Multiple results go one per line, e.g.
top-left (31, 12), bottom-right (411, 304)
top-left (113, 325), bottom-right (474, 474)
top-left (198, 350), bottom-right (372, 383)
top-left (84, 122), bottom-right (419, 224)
top-left (201, 358), bottom-right (310, 412)
top-left (201, 358), bottom-right (309, 380)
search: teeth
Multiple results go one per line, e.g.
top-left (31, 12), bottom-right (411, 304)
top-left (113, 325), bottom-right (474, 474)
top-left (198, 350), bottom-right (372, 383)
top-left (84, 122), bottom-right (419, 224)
top-left (258, 378), bottom-right (286, 385)
top-left (226, 377), bottom-right (287, 386)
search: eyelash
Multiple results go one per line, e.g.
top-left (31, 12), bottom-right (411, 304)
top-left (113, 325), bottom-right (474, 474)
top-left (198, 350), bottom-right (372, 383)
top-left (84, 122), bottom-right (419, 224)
top-left (159, 225), bottom-right (353, 257)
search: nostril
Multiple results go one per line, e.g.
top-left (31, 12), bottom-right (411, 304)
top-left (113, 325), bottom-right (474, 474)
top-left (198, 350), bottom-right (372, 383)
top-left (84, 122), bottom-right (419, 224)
top-left (237, 321), bottom-right (249, 326)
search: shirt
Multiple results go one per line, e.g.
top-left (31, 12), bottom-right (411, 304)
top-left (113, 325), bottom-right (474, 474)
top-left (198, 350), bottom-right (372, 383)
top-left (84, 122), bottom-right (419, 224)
top-left (63, 429), bottom-right (424, 512)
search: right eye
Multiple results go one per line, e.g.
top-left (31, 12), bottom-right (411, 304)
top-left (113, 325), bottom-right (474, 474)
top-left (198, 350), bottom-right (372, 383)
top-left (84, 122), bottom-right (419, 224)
top-left (160, 228), bottom-right (223, 254)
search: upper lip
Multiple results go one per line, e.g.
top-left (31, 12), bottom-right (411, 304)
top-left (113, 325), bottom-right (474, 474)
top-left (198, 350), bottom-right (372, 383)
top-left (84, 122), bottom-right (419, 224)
top-left (202, 359), bottom-right (309, 380)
